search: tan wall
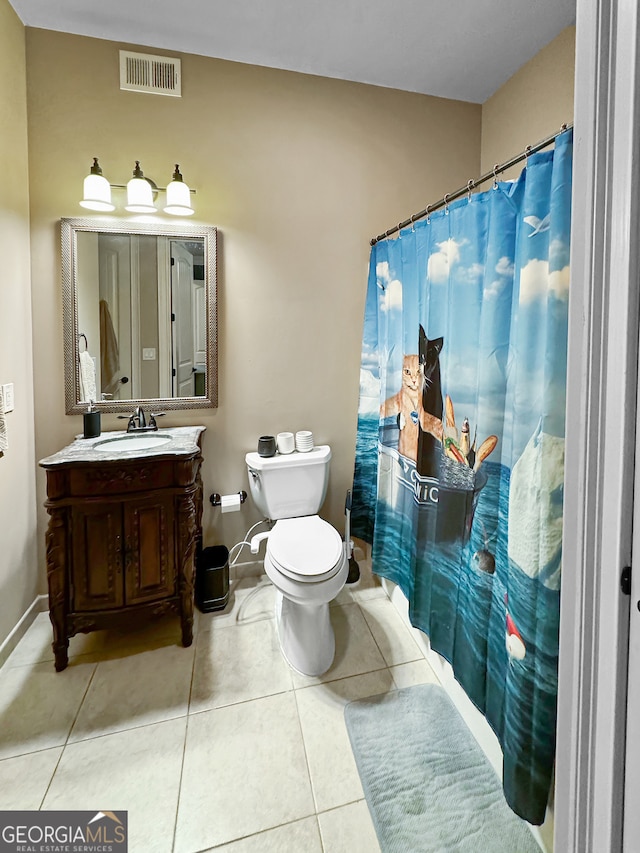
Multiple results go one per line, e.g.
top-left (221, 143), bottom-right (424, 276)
top-left (0, 0), bottom-right (38, 646)
top-left (25, 29), bottom-right (481, 575)
top-left (481, 26), bottom-right (575, 177)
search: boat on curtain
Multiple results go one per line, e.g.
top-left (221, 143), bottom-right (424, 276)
top-left (352, 128), bottom-right (573, 826)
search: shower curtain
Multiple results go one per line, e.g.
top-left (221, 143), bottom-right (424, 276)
top-left (352, 129), bottom-right (572, 824)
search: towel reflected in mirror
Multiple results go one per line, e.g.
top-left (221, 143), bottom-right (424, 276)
top-left (78, 333), bottom-right (96, 404)
top-left (99, 299), bottom-right (120, 396)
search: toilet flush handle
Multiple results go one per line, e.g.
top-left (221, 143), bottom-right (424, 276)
top-left (250, 531), bottom-right (271, 554)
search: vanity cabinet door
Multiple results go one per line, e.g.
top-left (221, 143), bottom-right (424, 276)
top-left (71, 503), bottom-right (124, 611)
top-left (123, 495), bottom-right (176, 605)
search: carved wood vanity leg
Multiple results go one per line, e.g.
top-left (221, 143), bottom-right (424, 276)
top-left (194, 466), bottom-right (204, 555)
top-left (45, 506), bottom-right (69, 671)
top-left (176, 489), bottom-right (198, 647)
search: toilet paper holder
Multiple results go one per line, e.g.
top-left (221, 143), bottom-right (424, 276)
top-left (209, 491), bottom-right (247, 507)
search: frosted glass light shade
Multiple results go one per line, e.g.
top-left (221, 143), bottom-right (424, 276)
top-left (80, 172), bottom-right (114, 212)
top-left (164, 165), bottom-right (194, 216)
top-left (125, 177), bottom-right (155, 213)
top-left (125, 161), bottom-right (156, 213)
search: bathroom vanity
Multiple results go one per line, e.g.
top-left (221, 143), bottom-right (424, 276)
top-left (39, 426), bottom-right (205, 671)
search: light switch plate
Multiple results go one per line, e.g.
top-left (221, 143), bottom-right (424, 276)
top-left (142, 348), bottom-right (156, 361)
top-left (1, 383), bottom-right (14, 413)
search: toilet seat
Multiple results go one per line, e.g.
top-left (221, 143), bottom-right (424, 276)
top-left (267, 516), bottom-right (344, 583)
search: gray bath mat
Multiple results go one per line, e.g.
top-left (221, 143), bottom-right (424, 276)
top-left (344, 684), bottom-right (541, 853)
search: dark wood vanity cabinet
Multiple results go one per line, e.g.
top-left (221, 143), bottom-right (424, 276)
top-left (40, 431), bottom-right (204, 671)
top-left (70, 494), bottom-right (177, 611)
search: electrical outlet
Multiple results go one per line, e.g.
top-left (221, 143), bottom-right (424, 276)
top-left (1, 383), bottom-right (14, 413)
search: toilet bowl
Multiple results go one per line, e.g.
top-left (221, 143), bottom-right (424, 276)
top-left (262, 517), bottom-right (348, 675)
top-left (246, 446), bottom-right (348, 676)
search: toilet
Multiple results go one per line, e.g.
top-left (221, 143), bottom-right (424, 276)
top-left (246, 445), bottom-right (348, 676)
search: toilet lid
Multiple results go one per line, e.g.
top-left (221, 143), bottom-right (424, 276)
top-left (268, 516), bottom-right (344, 580)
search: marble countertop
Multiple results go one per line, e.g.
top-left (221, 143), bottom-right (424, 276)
top-left (39, 426), bottom-right (206, 467)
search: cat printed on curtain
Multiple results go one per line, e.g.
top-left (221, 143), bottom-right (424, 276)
top-left (352, 130), bottom-right (572, 824)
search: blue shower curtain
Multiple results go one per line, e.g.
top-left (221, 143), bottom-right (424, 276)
top-left (352, 129), bottom-right (572, 824)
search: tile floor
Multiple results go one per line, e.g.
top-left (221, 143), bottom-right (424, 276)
top-left (0, 564), bottom-right (441, 852)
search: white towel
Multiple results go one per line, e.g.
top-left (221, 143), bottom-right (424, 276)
top-left (79, 349), bottom-right (97, 404)
top-left (0, 387), bottom-right (7, 453)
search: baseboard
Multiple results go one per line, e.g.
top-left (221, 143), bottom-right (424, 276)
top-left (230, 558), bottom-right (263, 580)
top-left (0, 594), bottom-right (48, 669)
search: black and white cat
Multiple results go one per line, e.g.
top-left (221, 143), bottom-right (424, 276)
top-left (417, 325), bottom-right (443, 478)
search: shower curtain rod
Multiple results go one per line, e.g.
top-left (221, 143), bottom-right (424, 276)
top-left (370, 122), bottom-right (573, 246)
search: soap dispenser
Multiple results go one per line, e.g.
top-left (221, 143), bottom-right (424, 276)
top-left (83, 400), bottom-right (101, 439)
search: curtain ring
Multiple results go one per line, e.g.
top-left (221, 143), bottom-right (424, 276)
top-left (444, 193), bottom-right (450, 215)
top-left (524, 145), bottom-right (532, 163)
top-left (425, 204), bottom-right (431, 224)
top-left (467, 179), bottom-right (474, 203)
top-left (397, 222), bottom-right (402, 238)
top-left (410, 214), bottom-right (415, 233)
top-left (493, 164), bottom-right (499, 190)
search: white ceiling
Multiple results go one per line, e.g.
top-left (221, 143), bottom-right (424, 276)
top-left (9, 0), bottom-right (576, 104)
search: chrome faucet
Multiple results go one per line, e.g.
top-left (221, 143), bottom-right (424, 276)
top-left (134, 406), bottom-right (146, 428)
top-left (117, 406), bottom-right (165, 432)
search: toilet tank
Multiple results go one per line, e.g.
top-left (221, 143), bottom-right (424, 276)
top-left (245, 445), bottom-right (331, 520)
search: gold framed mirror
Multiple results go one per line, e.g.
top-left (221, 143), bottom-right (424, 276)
top-left (61, 217), bottom-right (218, 414)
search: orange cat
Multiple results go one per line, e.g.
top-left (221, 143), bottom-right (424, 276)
top-left (381, 354), bottom-right (443, 463)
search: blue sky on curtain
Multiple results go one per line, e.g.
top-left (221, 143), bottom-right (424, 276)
top-left (352, 129), bottom-right (572, 824)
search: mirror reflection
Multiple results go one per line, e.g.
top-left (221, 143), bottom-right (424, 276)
top-left (62, 218), bottom-right (218, 414)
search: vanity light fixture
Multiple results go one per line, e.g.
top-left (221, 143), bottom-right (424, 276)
top-left (80, 158), bottom-right (115, 212)
top-left (125, 161), bottom-right (156, 213)
top-left (79, 158), bottom-right (196, 216)
top-left (164, 165), bottom-right (194, 216)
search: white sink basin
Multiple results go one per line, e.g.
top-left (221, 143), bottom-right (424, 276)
top-left (95, 433), bottom-right (173, 452)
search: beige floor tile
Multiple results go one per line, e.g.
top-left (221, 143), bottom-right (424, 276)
top-left (333, 555), bottom-right (387, 606)
top-left (318, 801), bottom-right (381, 853)
top-left (290, 604), bottom-right (387, 688)
top-left (0, 660), bottom-right (95, 759)
top-left (68, 643), bottom-right (194, 742)
top-left (390, 658), bottom-right (441, 689)
top-left (347, 582), bottom-right (389, 603)
top-left (230, 557), bottom-right (266, 582)
top-left (4, 612), bottom-right (106, 668)
top-left (204, 816), bottom-right (323, 853)
top-left (174, 692), bottom-right (315, 852)
top-left (6, 610), bottom-right (196, 671)
top-left (100, 611), bottom-right (189, 652)
top-left (333, 580), bottom-right (388, 606)
top-left (296, 669), bottom-right (395, 812)
top-left (43, 717), bottom-right (186, 853)
top-left (190, 616), bottom-right (292, 713)
top-left (196, 574), bottom-right (275, 632)
top-left (0, 747), bottom-right (63, 809)
top-left (359, 598), bottom-right (424, 666)
top-left (3, 611), bottom-right (59, 668)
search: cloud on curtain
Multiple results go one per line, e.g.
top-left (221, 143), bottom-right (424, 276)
top-left (352, 129), bottom-right (573, 825)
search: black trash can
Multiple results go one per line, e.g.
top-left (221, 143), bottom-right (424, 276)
top-left (195, 545), bottom-right (230, 613)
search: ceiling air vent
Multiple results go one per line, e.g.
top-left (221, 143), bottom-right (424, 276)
top-left (119, 50), bottom-right (181, 97)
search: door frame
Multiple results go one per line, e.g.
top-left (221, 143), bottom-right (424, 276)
top-left (556, 0), bottom-right (640, 850)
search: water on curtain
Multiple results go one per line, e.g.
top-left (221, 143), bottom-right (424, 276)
top-left (352, 130), bottom-right (572, 824)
